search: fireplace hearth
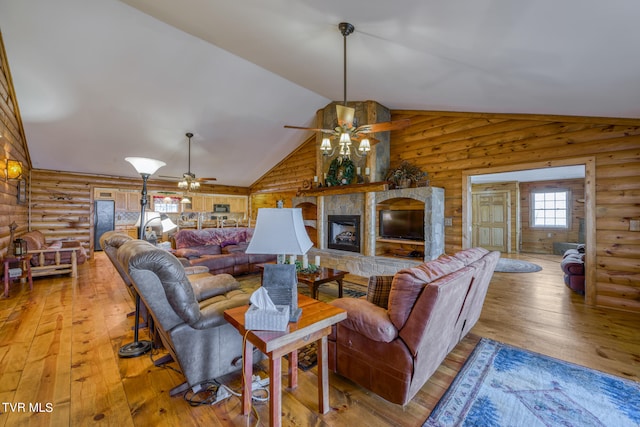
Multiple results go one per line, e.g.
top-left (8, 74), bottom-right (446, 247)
top-left (327, 215), bottom-right (360, 253)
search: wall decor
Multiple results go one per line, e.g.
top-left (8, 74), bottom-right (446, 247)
top-left (326, 157), bottom-right (355, 186)
top-left (17, 178), bottom-right (26, 204)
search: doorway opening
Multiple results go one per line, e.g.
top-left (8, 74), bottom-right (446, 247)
top-left (462, 157), bottom-right (595, 305)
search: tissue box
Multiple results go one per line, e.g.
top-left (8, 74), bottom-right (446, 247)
top-left (8, 268), bottom-right (22, 278)
top-left (245, 304), bottom-right (290, 331)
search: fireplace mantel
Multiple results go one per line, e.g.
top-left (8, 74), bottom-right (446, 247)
top-left (297, 181), bottom-right (389, 197)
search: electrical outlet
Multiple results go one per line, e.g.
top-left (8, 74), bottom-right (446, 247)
top-left (630, 219), bottom-right (640, 232)
top-left (444, 217), bottom-right (453, 227)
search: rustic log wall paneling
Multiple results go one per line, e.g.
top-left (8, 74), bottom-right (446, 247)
top-left (0, 31), bottom-right (29, 256)
top-left (29, 169), bottom-right (250, 256)
top-left (249, 136), bottom-right (316, 218)
top-left (519, 179), bottom-right (585, 253)
top-left (388, 110), bottom-right (640, 312)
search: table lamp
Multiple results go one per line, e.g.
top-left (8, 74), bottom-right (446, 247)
top-left (245, 208), bottom-right (313, 321)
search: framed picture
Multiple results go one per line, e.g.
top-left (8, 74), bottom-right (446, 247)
top-left (17, 179), bottom-right (26, 204)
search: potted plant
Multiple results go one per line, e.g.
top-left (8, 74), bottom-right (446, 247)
top-left (385, 161), bottom-right (427, 189)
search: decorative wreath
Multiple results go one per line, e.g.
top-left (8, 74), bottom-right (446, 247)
top-left (326, 157), bottom-right (355, 186)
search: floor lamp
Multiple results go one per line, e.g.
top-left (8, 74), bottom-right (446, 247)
top-left (119, 156), bottom-right (166, 358)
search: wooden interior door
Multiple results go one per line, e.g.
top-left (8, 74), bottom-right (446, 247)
top-left (472, 191), bottom-right (510, 252)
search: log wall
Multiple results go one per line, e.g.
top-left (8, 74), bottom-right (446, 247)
top-left (0, 31), bottom-right (29, 256)
top-left (390, 111), bottom-right (640, 312)
top-left (29, 169), bottom-right (250, 256)
top-left (249, 135), bottom-right (316, 218)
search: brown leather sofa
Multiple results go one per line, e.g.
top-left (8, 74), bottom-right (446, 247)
top-left (328, 247), bottom-right (500, 405)
top-left (171, 228), bottom-right (275, 275)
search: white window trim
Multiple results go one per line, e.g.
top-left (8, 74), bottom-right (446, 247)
top-left (530, 189), bottom-right (571, 229)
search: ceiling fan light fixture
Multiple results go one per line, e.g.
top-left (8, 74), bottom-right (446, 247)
top-left (320, 137), bottom-right (332, 154)
top-left (359, 138), bottom-right (371, 153)
top-left (339, 132), bottom-right (351, 145)
top-left (178, 180), bottom-right (188, 189)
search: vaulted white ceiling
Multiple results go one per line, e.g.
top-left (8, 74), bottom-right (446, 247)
top-left (1, 0), bottom-right (638, 186)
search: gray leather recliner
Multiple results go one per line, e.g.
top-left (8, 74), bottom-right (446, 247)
top-left (115, 239), bottom-right (258, 395)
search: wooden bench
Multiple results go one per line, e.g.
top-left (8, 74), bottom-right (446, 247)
top-left (20, 230), bottom-right (86, 278)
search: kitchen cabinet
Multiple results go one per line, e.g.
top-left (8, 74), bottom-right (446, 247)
top-left (115, 192), bottom-right (127, 210)
top-left (115, 191), bottom-right (144, 211)
top-left (229, 197), bottom-right (247, 213)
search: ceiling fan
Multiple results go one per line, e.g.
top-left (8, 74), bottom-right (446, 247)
top-left (159, 132), bottom-right (217, 190)
top-left (284, 22), bottom-right (410, 152)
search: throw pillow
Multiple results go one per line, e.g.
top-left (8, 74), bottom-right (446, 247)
top-left (173, 248), bottom-right (202, 259)
top-left (366, 275), bottom-right (394, 309)
top-left (220, 239), bottom-right (238, 248)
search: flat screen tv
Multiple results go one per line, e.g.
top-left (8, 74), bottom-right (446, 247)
top-left (379, 210), bottom-right (425, 241)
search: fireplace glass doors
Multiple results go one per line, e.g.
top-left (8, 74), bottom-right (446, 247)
top-left (327, 215), bottom-right (361, 253)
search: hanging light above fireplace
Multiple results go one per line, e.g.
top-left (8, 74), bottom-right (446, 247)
top-left (284, 22), bottom-right (409, 159)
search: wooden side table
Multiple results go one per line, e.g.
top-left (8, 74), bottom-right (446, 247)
top-left (256, 263), bottom-right (349, 300)
top-left (3, 254), bottom-right (34, 297)
top-left (224, 294), bottom-right (347, 427)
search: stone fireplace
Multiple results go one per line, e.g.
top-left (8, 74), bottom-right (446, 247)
top-left (327, 215), bottom-right (361, 253)
top-left (293, 186), bottom-right (445, 277)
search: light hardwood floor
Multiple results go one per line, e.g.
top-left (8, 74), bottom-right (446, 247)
top-left (0, 252), bottom-right (638, 426)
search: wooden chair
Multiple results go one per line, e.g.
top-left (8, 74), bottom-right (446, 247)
top-left (220, 219), bottom-right (238, 228)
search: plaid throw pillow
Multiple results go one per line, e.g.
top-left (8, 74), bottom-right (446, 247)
top-left (367, 275), bottom-right (394, 309)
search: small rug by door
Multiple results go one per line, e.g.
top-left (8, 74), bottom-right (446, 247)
top-left (424, 338), bottom-right (640, 427)
top-left (494, 258), bottom-right (542, 273)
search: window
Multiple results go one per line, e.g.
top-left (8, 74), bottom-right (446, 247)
top-left (153, 196), bottom-right (180, 213)
top-left (532, 191), bottom-right (569, 228)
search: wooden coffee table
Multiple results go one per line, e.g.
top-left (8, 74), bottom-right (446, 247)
top-left (224, 294), bottom-right (347, 427)
top-left (257, 263), bottom-right (348, 300)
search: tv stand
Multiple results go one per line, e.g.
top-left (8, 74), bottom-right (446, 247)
top-left (376, 237), bottom-right (425, 246)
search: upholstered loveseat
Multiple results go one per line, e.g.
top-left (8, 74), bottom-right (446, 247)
top-left (328, 247), bottom-right (499, 405)
top-left (171, 228), bottom-right (276, 275)
top-left (21, 230), bottom-right (87, 278)
top-left (112, 237), bottom-right (261, 395)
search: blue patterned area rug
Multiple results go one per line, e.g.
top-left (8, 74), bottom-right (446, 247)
top-left (424, 338), bottom-right (640, 427)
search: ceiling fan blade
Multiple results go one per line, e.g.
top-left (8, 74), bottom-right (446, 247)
top-left (158, 175), bottom-right (181, 180)
top-left (355, 119), bottom-right (411, 133)
top-left (284, 125), bottom-right (336, 133)
top-left (351, 134), bottom-right (379, 144)
top-left (197, 177), bottom-right (217, 182)
top-left (336, 105), bottom-right (355, 128)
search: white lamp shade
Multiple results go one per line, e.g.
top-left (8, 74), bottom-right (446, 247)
top-left (125, 157), bottom-right (166, 175)
top-left (245, 208), bottom-right (313, 255)
top-left (135, 211), bottom-right (161, 227)
top-left (160, 216), bottom-right (178, 232)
